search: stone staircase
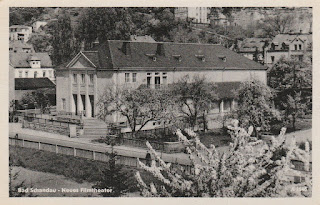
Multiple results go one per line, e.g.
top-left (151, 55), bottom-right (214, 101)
top-left (81, 118), bottom-right (109, 138)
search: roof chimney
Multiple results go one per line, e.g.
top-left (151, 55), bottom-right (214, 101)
top-left (80, 41), bottom-right (85, 51)
top-left (156, 43), bottom-right (165, 56)
top-left (121, 42), bottom-right (131, 55)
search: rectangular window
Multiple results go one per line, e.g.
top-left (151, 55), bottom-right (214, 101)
top-left (81, 74), bottom-right (85, 84)
top-left (34, 71), bottom-right (37, 78)
top-left (155, 76), bottom-right (160, 89)
top-left (147, 76), bottom-right (151, 88)
top-left (73, 73), bottom-right (77, 83)
top-left (299, 44), bottom-right (302, 50)
top-left (89, 74), bottom-right (94, 84)
top-left (125, 73), bottom-right (130, 83)
top-left (294, 44), bottom-right (297, 50)
top-left (49, 70), bottom-right (52, 78)
top-left (19, 71), bottom-right (22, 78)
top-left (271, 56), bottom-right (275, 63)
top-left (25, 71), bottom-right (28, 78)
top-left (162, 76), bottom-right (167, 85)
top-left (132, 73), bottom-right (137, 82)
top-left (62, 98), bottom-right (66, 110)
top-left (43, 71), bottom-right (46, 77)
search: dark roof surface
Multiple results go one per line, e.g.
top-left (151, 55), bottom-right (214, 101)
top-left (10, 53), bottom-right (53, 68)
top-left (15, 78), bottom-right (55, 90)
top-left (215, 81), bottom-right (241, 99)
top-left (77, 40), bottom-right (267, 71)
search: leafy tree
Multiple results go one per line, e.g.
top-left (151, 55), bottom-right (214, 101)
top-left (269, 57), bottom-right (312, 131)
top-left (9, 7), bottom-right (45, 26)
top-left (97, 86), bottom-right (175, 137)
top-left (233, 80), bottom-right (281, 135)
top-left (136, 122), bottom-right (312, 197)
top-left (171, 75), bottom-right (218, 131)
top-left (27, 34), bottom-right (53, 53)
top-left (76, 8), bottom-right (135, 47)
top-left (20, 88), bottom-right (55, 112)
top-left (48, 11), bottom-right (77, 66)
top-left (93, 150), bottom-right (133, 197)
top-left (258, 12), bottom-right (295, 37)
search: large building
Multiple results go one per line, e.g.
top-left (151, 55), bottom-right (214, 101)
top-left (56, 40), bottom-right (267, 128)
top-left (175, 7), bottom-right (210, 24)
top-left (10, 52), bottom-right (56, 83)
top-left (9, 25), bottom-right (33, 42)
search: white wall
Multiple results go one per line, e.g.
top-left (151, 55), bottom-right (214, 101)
top-left (15, 68), bottom-right (55, 82)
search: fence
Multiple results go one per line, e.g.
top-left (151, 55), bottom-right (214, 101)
top-left (109, 136), bottom-right (186, 154)
top-left (9, 135), bottom-right (192, 174)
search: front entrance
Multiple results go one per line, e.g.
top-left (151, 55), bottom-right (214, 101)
top-left (81, 95), bottom-right (86, 116)
top-left (89, 95), bottom-right (94, 117)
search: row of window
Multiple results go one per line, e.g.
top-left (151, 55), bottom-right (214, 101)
top-left (18, 70), bottom-right (54, 78)
top-left (73, 73), bottom-right (94, 85)
top-left (294, 44), bottom-right (303, 50)
top-left (125, 73), bottom-right (137, 83)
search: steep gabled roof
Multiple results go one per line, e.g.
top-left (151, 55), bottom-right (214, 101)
top-left (10, 52), bottom-right (53, 68)
top-left (61, 40), bottom-right (267, 71)
top-left (15, 78), bottom-right (55, 90)
top-left (93, 40), bottom-right (267, 70)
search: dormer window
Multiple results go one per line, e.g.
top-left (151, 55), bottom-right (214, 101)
top-left (195, 54), bottom-right (205, 62)
top-left (218, 55), bottom-right (227, 62)
top-left (146, 54), bottom-right (156, 61)
top-left (172, 55), bottom-right (182, 62)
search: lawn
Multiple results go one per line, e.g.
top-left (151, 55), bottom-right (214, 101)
top-left (9, 146), bottom-right (161, 197)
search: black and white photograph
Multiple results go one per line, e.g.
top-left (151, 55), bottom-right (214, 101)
top-left (5, 5), bottom-right (314, 199)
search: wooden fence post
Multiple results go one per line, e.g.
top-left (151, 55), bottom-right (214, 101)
top-left (56, 145), bottom-right (58, 154)
top-left (38, 141), bottom-right (41, 150)
top-left (93, 151), bottom-right (95, 160)
top-left (74, 148), bottom-right (76, 157)
top-left (22, 139), bottom-right (24, 147)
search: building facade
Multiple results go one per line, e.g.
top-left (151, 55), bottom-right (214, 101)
top-left (10, 53), bottom-right (56, 83)
top-left (9, 25), bottom-right (32, 42)
top-left (264, 33), bottom-right (312, 66)
top-left (56, 40), bottom-right (267, 127)
top-left (175, 7), bottom-right (210, 24)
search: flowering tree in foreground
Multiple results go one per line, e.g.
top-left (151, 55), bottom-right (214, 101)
top-left (135, 120), bottom-right (311, 197)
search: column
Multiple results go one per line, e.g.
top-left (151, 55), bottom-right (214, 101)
top-left (94, 73), bottom-right (98, 118)
top-left (231, 99), bottom-right (235, 110)
top-left (68, 71), bottom-right (73, 113)
top-left (220, 100), bottom-right (224, 116)
top-left (85, 73), bottom-right (91, 118)
top-left (77, 73), bottom-right (83, 116)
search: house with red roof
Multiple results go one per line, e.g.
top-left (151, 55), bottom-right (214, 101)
top-left (56, 40), bottom-right (267, 129)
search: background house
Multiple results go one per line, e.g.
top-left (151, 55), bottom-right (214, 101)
top-left (10, 52), bottom-right (55, 83)
top-left (237, 38), bottom-right (270, 64)
top-left (9, 41), bottom-right (35, 53)
top-left (9, 25), bottom-right (33, 42)
top-left (175, 7), bottom-right (210, 24)
top-left (264, 33), bottom-right (312, 66)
